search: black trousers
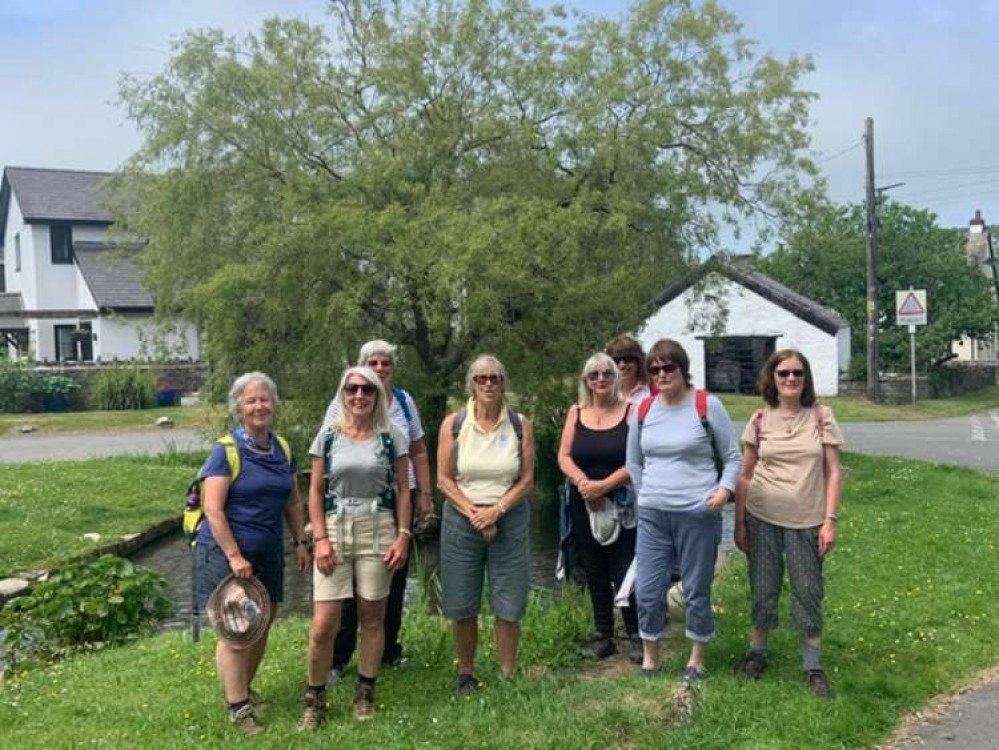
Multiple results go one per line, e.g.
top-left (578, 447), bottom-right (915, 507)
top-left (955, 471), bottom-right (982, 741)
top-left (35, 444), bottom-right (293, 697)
top-left (331, 536), bottom-right (410, 670)
top-left (568, 495), bottom-right (638, 639)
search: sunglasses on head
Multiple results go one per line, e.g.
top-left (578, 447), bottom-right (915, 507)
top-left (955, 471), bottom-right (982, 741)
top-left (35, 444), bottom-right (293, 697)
top-left (775, 368), bottom-right (805, 379)
top-left (344, 383), bottom-right (377, 395)
top-left (366, 358), bottom-right (393, 368)
top-left (586, 369), bottom-right (615, 382)
top-left (473, 373), bottom-right (503, 386)
top-left (648, 362), bottom-right (679, 377)
top-left (611, 355), bottom-right (638, 365)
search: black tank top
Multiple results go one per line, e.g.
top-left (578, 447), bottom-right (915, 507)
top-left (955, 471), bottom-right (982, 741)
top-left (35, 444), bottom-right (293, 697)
top-left (569, 406), bottom-right (629, 483)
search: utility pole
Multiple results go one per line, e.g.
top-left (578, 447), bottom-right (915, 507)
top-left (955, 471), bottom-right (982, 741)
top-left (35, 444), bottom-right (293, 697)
top-left (864, 117), bottom-right (880, 402)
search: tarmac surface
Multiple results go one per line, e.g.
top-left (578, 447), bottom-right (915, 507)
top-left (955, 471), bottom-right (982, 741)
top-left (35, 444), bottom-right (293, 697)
top-left (0, 427), bottom-right (208, 463)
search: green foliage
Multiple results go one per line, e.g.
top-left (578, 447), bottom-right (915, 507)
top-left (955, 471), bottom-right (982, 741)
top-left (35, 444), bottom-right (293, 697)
top-left (0, 358), bottom-right (40, 413)
top-left (88, 367), bottom-right (158, 410)
top-left (35, 375), bottom-right (80, 400)
top-left (110, 0), bottom-right (818, 445)
top-left (764, 201), bottom-right (999, 372)
top-left (0, 555), bottom-right (171, 676)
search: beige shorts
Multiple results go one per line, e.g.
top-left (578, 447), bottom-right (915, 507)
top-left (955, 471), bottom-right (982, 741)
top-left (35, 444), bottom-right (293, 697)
top-left (313, 511), bottom-right (397, 602)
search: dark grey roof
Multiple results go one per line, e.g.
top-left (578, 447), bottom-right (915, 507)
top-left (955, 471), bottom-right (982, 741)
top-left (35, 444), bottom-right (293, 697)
top-left (0, 292), bottom-right (23, 315)
top-left (74, 242), bottom-right (153, 311)
top-left (651, 255), bottom-right (850, 336)
top-left (0, 166), bottom-right (115, 244)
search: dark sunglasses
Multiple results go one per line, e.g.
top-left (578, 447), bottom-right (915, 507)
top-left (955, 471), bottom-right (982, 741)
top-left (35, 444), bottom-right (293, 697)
top-left (344, 383), bottom-right (377, 395)
top-left (612, 356), bottom-right (639, 365)
top-left (366, 359), bottom-right (393, 368)
top-left (775, 368), bottom-right (805, 379)
top-left (473, 373), bottom-right (503, 386)
top-left (648, 362), bottom-right (679, 376)
top-left (586, 369), bottom-right (615, 382)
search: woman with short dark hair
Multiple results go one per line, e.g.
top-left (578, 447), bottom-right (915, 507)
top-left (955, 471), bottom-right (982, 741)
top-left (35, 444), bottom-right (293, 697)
top-left (606, 335), bottom-right (654, 404)
top-left (734, 349), bottom-right (844, 698)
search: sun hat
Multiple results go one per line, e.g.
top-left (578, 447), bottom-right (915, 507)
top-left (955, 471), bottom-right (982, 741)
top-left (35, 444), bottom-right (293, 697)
top-left (206, 574), bottom-right (272, 649)
top-left (587, 498), bottom-right (621, 546)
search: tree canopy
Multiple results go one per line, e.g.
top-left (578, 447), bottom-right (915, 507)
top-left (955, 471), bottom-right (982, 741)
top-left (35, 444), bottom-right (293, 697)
top-left (762, 200), bottom-right (998, 375)
top-left (112, 0), bottom-right (817, 431)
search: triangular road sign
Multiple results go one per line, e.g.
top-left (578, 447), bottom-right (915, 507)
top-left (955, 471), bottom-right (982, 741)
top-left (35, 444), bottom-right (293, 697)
top-left (898, 292), bottom-right (924, 316)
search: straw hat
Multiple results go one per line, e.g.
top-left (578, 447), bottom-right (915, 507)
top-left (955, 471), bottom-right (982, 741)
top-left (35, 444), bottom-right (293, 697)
top-left (206, 574), bottom-right (271, 649)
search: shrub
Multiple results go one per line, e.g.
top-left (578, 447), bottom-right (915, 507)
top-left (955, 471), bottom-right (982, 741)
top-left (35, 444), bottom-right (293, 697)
top-left (88, 367), bottom-right (158, 410)
top-left (35, 375), bottom-right (81, 401)
top-left (0, 357), bottom-right (39, 413)
top-left (0, 555), bottom-right (171, 675)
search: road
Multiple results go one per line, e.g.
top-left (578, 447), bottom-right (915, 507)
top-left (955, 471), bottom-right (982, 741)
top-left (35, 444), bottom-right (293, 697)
top-left (0, 427), bottom-right (208, 463)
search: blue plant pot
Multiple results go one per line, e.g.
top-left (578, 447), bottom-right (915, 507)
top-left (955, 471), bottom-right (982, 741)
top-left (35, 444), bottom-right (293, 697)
top-left (42, 395), bottom-right (68, 412)
top-left (157, 389), bottom-right (180, 407)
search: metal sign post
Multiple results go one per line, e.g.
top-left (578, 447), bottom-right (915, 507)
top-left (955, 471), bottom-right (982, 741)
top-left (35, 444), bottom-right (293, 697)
top-left (896, 289), bottom-right (927, 405)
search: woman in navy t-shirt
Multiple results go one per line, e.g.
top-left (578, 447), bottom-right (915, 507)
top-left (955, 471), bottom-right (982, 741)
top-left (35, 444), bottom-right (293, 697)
top-left (194, 372), bottom-right (311, 735)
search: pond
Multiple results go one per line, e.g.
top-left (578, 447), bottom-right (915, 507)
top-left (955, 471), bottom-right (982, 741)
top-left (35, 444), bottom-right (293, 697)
top-left (131, 503), bottom-right (734, 632)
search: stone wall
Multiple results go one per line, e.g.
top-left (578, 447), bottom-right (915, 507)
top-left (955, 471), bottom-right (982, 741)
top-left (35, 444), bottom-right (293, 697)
top-left (34, 362), bottom-right (207, 395)
top-left (839, 361), bottom-right (998, 404)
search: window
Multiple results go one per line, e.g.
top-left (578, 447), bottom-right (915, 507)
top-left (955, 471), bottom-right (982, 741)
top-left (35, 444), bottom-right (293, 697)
top-left (50, 225), bottom-right (73, 264)
top-left (14, 233), bottom-right (21, 272)
top-left (54, 322), bottom-right (93, 362)
top-left (0, 263), bottom-right (4, 292)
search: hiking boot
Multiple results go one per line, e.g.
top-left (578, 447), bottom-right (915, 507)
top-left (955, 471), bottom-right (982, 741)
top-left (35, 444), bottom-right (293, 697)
top-left (736, 651), bottom-right (768, 680)
top-left (354, 681), bottom-right (375, 721)
top-left (454, 673), bottom-right (479, 697)
top-left (806, 668), bottom-right (833, 699)
top-left (681, 666), bottom-right (707, 686)
top-left (230, 703), bottom-right (265, 736)
top-left (626, 635), bottom-right (644, 665)
top-left (328, 665), bottom-right (346, 684)
top-left (247, 688), bottom-right (266, 715)
top-left (578, 635), bottom-right (616, 660)
top-left (297, 689), bottom-right (327, 732)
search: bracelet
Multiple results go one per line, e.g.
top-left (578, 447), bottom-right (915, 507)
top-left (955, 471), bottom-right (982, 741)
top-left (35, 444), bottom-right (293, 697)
top-left (497, 502), bottom-right (508, 517)
top-left (293, 539), bottom-right (309, 547)
top-left (314, 535), bottom-right (329, 542)
top-left (399, 528), bottom-right (413, 538)
top-left (826, 513), bottom-right (839, 522)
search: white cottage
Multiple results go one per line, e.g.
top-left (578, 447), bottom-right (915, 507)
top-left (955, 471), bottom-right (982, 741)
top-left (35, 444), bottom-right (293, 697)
top-left (638, 256), bottom-right (851, 396)
top-left (0, 166), bottom-right (199, 362)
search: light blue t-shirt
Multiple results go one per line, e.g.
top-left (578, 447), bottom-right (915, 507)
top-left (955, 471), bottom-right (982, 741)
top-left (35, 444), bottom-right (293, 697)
top-left (626, 393), bottom-right (741, 512)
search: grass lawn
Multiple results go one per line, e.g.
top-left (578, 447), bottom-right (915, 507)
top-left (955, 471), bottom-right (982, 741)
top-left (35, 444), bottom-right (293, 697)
top-left (719, 384), bottom-right (999, 422)
top-left (2, 452), bottom-right (998, 748)
top-left (0, 404), bottom-right (217, 435)
top-left (0, 454), bottom-right (200, 578)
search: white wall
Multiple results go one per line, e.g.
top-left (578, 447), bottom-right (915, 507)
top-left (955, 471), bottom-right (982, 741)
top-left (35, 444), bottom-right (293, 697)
top-left (2, 197), bottom-right (30, 304)
top-left (30, 224), bottom-right (112, 310)
top-left (637, 272), bottom-right (847, 396)
top-left (95, 314), bottom-right (200, 361)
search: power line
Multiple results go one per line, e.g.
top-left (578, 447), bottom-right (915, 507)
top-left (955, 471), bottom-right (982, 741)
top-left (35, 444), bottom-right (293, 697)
top-left (895, 177), bottom-right (999, 200)
top-left (816, 140), bottom-right (863, 165)
top-left (882, 165), bottom-right (999, 179)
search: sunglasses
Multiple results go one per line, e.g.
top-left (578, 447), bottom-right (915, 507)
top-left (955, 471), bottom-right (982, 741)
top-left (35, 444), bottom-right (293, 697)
top-left (366, 359), bottom-right (393, 368)
top-left (648, 362), bottom-right (679, 377)
top-left (344, 383), bottom-right (377, 395)
top-left (473, 373), bottom-right (503, 386)
top-left (775, 368), bottom-right (805, 380)
top-left (586, 369), bottom-right (615, 382)
top-left (612, 356), bottom-right (639, 365)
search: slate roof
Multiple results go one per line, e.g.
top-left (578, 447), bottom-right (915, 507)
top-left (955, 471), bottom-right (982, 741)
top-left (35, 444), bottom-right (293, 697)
top-left (74, 242), bottom-right (154, 312)
top-left (0, 292), bottom-right (23, 316)
top-left (0, 166), bottom-right (114, 243)
top-left (651, 255), bottom-right (850, 337)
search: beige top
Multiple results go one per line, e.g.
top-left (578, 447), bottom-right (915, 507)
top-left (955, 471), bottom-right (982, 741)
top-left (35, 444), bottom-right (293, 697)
top-left (741, 405), bottom-right (844, 529)
top-left (456, 398), bottom-right (520, 506)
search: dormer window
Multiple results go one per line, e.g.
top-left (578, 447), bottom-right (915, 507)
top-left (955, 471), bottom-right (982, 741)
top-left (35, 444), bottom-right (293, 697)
top-left (51, 225), bottom-right (73, 264)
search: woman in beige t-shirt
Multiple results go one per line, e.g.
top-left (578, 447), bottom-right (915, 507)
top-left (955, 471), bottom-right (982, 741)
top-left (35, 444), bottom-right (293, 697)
top-left (734, 349), bottom-right (843, 699)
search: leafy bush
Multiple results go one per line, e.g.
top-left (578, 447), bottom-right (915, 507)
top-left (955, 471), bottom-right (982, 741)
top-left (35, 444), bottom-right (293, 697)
top-left (0, 357), bottom-right (40, 413)
top-left (88, 367), bottom-right (158, 410)
top-left (36, 375), bottom-right (80, 400)
top-left (0, 555), bottom-right (171, 675)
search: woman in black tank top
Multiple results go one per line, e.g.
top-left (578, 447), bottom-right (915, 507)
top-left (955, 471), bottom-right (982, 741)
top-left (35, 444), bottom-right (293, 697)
top-left (557, 353), bottom-right (640, 662)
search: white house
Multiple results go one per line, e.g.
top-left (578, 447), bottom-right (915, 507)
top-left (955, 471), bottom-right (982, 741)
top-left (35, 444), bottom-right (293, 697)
top-left (0, 166), bottom-right (199, 362)
top-left (638, 256), bottom-right (851, 396)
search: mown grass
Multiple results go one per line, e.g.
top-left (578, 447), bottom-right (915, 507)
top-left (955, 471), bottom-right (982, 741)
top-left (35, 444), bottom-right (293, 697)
top-left (719, 384), bottom-right (999, 422)
top-left (0, 405), bottom-right (217, 435)
top-left (2, 453), bottom-right (998, 748)
top-left (0, 453), bottom-right (201, 577)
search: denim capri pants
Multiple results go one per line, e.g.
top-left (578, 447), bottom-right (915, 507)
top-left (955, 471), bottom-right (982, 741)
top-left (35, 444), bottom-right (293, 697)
top-left (194, 541), bottom-right (285, 611)
top-left (441, 500), bottom-right (530, 622)
top-left (635, 504), bottom-right (721, 643)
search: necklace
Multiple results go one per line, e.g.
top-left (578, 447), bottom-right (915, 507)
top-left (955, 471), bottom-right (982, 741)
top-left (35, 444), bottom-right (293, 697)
top-left (776, 407), bottom-right (801, 434)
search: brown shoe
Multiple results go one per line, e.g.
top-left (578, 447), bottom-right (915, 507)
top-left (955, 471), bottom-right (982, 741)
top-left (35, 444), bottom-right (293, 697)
top-left (297, 688), bottom-right (327, 732)
top-left (736, 651), bottom-right (768, 680)
top-left (354, 681), bottom-right (375, 721)
top-left (806, 668), bottom-right (833, 699)
top-left (230, 703), bottom-right (265, 736)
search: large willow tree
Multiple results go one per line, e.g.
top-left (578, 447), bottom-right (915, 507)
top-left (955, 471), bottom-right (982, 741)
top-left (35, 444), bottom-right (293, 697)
top-left (112, 0), bottom-right (817, 435)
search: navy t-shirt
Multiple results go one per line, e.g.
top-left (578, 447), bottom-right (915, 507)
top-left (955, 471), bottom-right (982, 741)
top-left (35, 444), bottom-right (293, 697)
top-left (196, 430), bottom-right (297, 552)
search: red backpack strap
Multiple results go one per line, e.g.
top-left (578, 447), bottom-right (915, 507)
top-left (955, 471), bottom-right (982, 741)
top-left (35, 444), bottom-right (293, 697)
top-left (813, 404), bottom-right (826, 438)
top-left (694, 388), bottom-right (708, 420)
top-left (647, 380), bottom-right (659, 396)
top-left (638, 395), bottom-right (656, 424)
top-left (752, 409), bottom-right (765, 444)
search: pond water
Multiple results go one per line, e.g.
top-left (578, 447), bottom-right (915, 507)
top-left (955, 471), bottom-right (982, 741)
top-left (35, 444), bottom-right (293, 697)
top-left (131, 504), bottom-right (734, 632)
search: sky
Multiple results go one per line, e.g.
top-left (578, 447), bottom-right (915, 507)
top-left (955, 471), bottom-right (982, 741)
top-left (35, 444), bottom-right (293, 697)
top-left (2, 0), bottom-right (997, 241)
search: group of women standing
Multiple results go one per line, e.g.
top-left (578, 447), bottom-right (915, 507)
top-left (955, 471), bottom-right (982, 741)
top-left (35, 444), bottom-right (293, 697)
top-left (193, 335), bottom-right (843, 736)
